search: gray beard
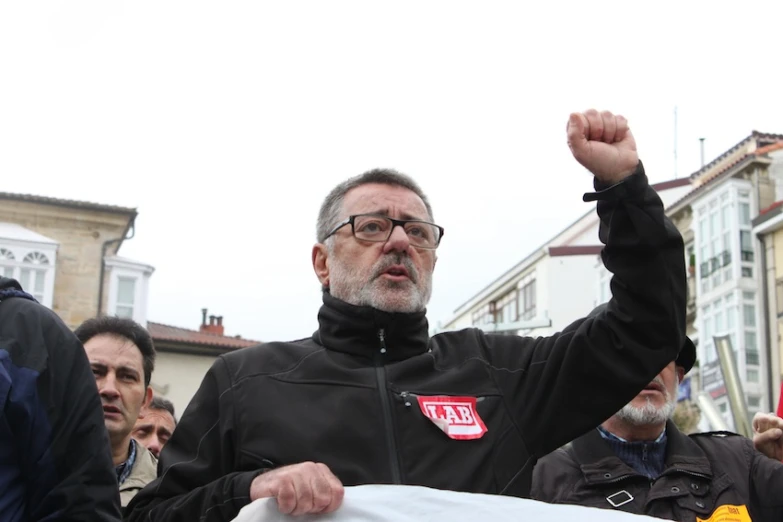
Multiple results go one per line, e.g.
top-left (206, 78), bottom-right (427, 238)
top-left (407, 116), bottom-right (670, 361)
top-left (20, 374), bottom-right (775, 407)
top-left (328, 253), bottom-right (432, 313)
top-left (615, 377), bottom-right (679, 426)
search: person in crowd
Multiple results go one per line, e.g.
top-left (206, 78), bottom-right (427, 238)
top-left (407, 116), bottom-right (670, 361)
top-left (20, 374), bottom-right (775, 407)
top-left (532, 322), bottom-right (783, 522)
top-left (128, 109), bottom-right (688, 521)
top-left (0, 276), bottom-right (121, 521)
top-left (133, 395), bottom-right (177, 458)
top-left (75, 315), bottom-right (158, 510)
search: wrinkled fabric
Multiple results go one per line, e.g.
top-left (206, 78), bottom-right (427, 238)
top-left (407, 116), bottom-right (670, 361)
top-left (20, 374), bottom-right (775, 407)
top-left (231, 485), bottom-right (661, 522)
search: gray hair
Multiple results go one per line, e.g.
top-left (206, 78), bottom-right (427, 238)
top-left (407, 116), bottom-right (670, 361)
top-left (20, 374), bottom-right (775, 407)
top-left (316, 168), bottom-right (434, 243)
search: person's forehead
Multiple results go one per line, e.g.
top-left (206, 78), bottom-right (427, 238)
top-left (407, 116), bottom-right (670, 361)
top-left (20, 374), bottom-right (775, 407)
top-left (342, 183), bottom-right (429, 219)
top-left (84, 334), bottom-right (144, 371)
top-left (146, 409), bottom-right (176, 428)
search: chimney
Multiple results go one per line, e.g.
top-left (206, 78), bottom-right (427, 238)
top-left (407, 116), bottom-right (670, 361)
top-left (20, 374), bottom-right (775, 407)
top-left (215, 316), bottom-right (224, 335)
top-left (200, 311), bottom-right (226, 336)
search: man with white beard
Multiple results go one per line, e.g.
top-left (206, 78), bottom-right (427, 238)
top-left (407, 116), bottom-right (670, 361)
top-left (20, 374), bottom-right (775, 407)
top-left (531, 321), bottom-right (783, 522)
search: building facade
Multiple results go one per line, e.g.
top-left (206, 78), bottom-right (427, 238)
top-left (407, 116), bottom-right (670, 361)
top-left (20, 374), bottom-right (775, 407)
top-left (440, 178), bottom-right (692, 337)
top-left (0, 191), bottom-right (261, 415)
top-left (665, 134), bottom-right (783, 429)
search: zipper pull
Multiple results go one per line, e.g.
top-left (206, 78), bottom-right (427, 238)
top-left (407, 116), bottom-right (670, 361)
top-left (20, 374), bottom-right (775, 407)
top-left (378, 328), bottom-right (387, 354)
top-left (401, 391), bottom-right (411, 407)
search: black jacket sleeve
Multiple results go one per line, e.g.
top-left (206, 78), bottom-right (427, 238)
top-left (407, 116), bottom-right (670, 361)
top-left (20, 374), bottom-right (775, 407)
top-left (747, 438), bottom-right (783, 521)
top-left (125, 356), bottom-right (266, 522)
top-left (480, 163), bottom-right (686, 458)
top-left (0, 282), bottom-right (122, 521)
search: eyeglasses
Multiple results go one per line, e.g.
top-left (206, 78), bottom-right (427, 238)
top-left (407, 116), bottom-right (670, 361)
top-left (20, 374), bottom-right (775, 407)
top-left (325, 214), bottom-right (444, 250)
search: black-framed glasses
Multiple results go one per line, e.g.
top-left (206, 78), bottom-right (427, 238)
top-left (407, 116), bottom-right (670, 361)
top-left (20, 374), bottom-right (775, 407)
top-left (325, 214), bottom-right (444, 250)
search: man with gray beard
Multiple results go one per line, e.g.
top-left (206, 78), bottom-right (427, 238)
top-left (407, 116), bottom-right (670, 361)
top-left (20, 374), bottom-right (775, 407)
top-left (128, 109), bottom-right (690, 522)
top-left (531, 326), bottom-right (783, 522)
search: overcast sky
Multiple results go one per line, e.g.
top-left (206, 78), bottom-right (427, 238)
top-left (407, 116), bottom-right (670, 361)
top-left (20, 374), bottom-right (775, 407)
top-left (2, 1), bottom-right (782, 342)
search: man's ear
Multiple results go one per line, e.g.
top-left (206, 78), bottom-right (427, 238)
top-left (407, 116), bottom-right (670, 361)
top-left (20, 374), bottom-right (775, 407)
top-left (312, 243), bottom-right (330, 287)
top-left (142, 387), bottom-right (153, 411)
top-left (676, 366), bottom-right (686, 382)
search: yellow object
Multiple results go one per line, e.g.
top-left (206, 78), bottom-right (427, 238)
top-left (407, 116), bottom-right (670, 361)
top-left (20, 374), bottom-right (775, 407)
top-left (697, 504), bottom-right (751, 522)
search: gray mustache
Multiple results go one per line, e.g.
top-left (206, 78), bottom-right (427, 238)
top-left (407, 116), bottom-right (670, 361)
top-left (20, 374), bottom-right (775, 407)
top-left (373, 255), bottom-right (418, 283)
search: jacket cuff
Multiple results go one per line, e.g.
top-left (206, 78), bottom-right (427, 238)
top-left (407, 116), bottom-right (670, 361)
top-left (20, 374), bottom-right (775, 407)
top-left (233, 466), bottom-right (276, 509)
top-left (583, 161), bottom-right (647, 202)
top-left (232, 470), bottom-right (266, 511)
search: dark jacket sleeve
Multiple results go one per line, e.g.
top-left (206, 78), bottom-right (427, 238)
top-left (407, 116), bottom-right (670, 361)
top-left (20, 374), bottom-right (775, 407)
top-left (2, 294), bottom-right (122, 521)
top-left (481, 163), bottom-right (686, 458)
top-left (747, 438), bottom-right (783, 521)
top-left (125, 356), bottom-right (265, 522)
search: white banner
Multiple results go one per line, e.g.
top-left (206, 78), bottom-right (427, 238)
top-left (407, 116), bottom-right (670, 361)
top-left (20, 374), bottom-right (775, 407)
top-left (231, 484), bottom-right (658, 522)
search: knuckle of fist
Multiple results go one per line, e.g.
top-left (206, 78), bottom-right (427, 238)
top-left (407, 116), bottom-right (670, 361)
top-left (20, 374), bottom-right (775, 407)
top-left (314, 492), bottom-right (331, 509)
top-left (278, 484), bottom-right (295, 502)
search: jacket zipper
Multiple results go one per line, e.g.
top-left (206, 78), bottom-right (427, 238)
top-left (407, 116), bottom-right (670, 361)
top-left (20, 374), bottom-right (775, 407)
top-left (375, 328), bottom-right (402, 484)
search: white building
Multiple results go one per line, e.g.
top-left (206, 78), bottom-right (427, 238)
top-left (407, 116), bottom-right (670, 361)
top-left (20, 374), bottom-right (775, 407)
top-left (440, 178), bottom-right (692, 337)
top-left (661, 134), bottom-right (783, 429)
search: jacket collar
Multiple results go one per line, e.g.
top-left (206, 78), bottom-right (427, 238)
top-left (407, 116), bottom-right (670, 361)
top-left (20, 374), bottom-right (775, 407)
top-left (314, 291), bottom-right (430, 362)
top-left (119, 442), bottom-right (158, 492)
top-left (572, 420), bottom-right (713, 485)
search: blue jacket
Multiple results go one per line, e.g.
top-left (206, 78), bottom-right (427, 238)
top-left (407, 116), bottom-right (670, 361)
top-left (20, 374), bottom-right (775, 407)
top-left (0, 277), bottom-right (121, 521)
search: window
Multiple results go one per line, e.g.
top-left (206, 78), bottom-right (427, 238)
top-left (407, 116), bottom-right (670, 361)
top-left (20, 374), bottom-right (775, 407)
top-left (0, 248), bottom-right (14, 278)
top-left (519, 280), bottom-right (536, 320)
top-left (696, 193), bottom-right (734, 292)
top-left (747, 396), bottom-right (761, 409)
top-left (747, 369), bottom-right (759, 383)
top-left (495, 290), bottom-right (518, 325)
top-left (743, 304), bottom-right (756, 327)
top-left (739, 202), bottom-right (751, 226)
top-left (23, 252), bottom-right (49, 265)
top-left (115, 277), bottom-right (136, 319)
top-left (718, 402), bottom-right (728, 414)
top-left (0, 248), bottom-right (54, 304)
top-left (740, 231), bottom-right (753, 262)
top-left (745, 331), bottom-right (757, 352)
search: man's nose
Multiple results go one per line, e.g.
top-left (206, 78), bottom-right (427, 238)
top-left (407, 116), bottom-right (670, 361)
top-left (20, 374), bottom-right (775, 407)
top-left (147, 435), bottom-right (162, 457)
top-left (99, 374), bottom-right (120, 400)
top-left (383, 225), bottom-right (411, 254)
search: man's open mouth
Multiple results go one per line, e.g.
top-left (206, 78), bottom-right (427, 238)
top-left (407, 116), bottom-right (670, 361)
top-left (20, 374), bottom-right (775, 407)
top-left (384, 265), bottom-right (410, 278)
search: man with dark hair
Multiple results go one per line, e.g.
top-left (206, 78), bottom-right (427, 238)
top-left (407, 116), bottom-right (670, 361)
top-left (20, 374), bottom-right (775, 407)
top-left (133, 395), bottom-right (177, 458)
top-left (531, 331), bottom-right (783, 521)
top-left (0, 276), bottom-right (121, 521)
top-left (128, 109), bottom-right (688, 521)
top-left (75, 315), bottom-right (158, 510)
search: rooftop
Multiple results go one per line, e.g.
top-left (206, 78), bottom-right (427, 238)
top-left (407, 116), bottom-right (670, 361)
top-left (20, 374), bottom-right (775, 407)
top-left (148, 321), bottom-right (261, 350)
top-left (0, 191), bottom-right (137, 216)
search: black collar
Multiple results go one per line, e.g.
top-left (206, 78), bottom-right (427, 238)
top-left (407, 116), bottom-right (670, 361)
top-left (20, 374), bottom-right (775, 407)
top-left (313, 291), bottom-right (430, 362)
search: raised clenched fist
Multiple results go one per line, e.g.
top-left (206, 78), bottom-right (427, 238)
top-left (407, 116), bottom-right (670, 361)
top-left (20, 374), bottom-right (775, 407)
top-left (567, 109), bottom-right (639, 184)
